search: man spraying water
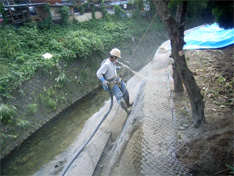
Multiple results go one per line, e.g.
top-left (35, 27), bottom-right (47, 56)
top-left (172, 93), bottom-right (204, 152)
top-left (96, 48), bottom-right (132, 114)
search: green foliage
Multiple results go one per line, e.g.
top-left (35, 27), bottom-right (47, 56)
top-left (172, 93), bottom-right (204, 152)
top-left (47, 98), bottom-right (57, 110)
top-left (37, 4), bottom-right (53, 30)
top-left (186, 0), bottom-right (208, 20)
top-left (39, 87), bottom-right (57, 111)
top-left (135, 0), bottom-right (144, 11)
top-left (214, 74), bottom-right (233, 91)
top-left (80, 5), bottom-right (85, 15)
top-left (0, 110), bottom-right (30, 149)
top-left (17, 25), bottom-right (42, 51)
top-left (57, 96), bottom-right (66, 104)
top-left (16, 118), bottom-right (30, 129)
top-left (226, 164), bottom-right (234, 174)
top-left (0, 3), bottom-right (8, 24)
top-left (91, 5), bottom-right (96, 19)
top-left (0, 63), bottom-right (9, 77)
top-left (0, 104), bottom-right (17, 125)
top-left (0, 103), bottom-right (30, 150)
top-left (38, 18), bottom-right (53, 30)
top-left (80, 69), bottom-right (87, 82)
top-left (0, 3), bottom-right (4, 15)
top-left (114, 5), bottom-right (125, 18)
top-left (27, 103), bottom-right (38, 115)
top-left (1, 132), bottom-right (17, 148)
top-left (60, 6), bottom-right (70, 25)
top-left (0, 29), bottom-right (23, 58)
top-left (55, 71), bottom-right (68, 84)
top-left (148, 0), bottom-right (156, 17)
top-left (0, 16), bottom-right (160, 102)
top-left (211, 1), bottom-right (234, 29)
top-left (100, 0), bottom-right (108, 18)
top-left (62, 30), bottom-right (105, 59)
top-left (47, 87), bottom-right (56, 97)
top-left (168, 0), bottom-right (208, 22)
top-left (40, 94), bottom-right (57, 111)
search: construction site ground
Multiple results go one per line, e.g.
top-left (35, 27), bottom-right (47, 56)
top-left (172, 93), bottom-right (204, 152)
top-left (175, 45), bottom-right (234, 176)
top-left (34, 36), bottom-right (233, 176)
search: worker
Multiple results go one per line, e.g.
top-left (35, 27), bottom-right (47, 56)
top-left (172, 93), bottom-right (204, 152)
top-left (96, 48), bottom-right (132, 114)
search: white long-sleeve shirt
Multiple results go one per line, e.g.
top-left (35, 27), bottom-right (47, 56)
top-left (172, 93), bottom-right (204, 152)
top-left (96, 59), bottom-right (117, 80)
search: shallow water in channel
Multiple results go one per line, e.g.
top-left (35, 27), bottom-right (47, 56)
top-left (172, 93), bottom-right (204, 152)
top-left (1, 87), bottom-right (109, 176)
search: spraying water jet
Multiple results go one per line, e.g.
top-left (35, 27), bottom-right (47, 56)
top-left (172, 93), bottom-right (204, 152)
top-left (117, 61), bottom-right (145, 79)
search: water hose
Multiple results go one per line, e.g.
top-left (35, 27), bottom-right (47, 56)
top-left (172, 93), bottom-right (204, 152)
top-left (61, 13), bottom-right (159, 175)
top-left (60, 86), bottom-right (113, 176)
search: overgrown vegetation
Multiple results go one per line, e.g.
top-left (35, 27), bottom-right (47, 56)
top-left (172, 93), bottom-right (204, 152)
top-left (0, 10), bottom-right (165, 153)
top-left (37, 4), bottom-right (53, 30)
top-left (211, 1), bottom-right (234, 29)
top-left (0, 103), bottom-right (30, 148)
top-left (0, 17), bottom-right (157, 99)
top-left (168, 0), bottom-right (208, 21)
top-left (114, 5), bottom-right (125, 18)
top-left (60, 6), bottom-right (70, 25)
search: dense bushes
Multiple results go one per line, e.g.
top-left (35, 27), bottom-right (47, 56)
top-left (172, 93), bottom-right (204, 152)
top-left (0, 17), bottom-right (161, 100)
top-left (62, 30), bottom-right (105, 59)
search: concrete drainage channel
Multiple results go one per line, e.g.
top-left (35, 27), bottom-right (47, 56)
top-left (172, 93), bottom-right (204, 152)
top-left (2, 43), bottom-right (193, 176)
top-left (1, 87), bottom-right (110, 176)
top-left (2, 43), bottom-right (192, 176)
top-left (54, 43), bottom-right (192, 176)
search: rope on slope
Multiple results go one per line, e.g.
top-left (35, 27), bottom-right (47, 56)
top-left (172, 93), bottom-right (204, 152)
top-left (128, 12), bottom-right (158, 62)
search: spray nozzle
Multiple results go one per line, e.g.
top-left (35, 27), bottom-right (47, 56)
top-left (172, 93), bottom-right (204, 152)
top-left (117, 61), bottom-right (128, 67)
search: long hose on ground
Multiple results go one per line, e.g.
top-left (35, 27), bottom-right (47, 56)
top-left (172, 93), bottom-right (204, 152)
top-left (60, 86), bottom-right (113, 176)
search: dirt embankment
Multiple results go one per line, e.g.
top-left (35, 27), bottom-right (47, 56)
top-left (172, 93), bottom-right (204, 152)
top-left (175, 45), bottom-right (234, 176)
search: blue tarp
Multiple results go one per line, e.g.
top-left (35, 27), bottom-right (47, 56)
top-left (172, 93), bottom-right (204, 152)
top-left (184, 23), bottom-right (234, 49)
top-left (108, 1), bottom-right (129, 6)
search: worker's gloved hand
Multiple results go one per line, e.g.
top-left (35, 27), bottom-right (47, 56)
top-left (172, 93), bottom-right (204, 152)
top-left (102, 80), bottom-right (109, 87)
top-left (100, 77), bottom-right (109, 87)
top-left (122, 65), bottom-right (130, 70)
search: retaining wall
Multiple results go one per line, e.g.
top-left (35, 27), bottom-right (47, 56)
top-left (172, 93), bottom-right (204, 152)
top-left (0, 56), bottom-right (102, 160)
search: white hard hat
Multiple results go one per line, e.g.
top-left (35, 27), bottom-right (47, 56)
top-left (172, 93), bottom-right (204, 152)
top-left (110, 48), bottom-right (121, 58)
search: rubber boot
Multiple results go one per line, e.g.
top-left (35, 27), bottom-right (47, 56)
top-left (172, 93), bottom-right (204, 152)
top-left (120, 99), bottom-right (131, 114)
top-left (125, 95), bottom-right (133, 108)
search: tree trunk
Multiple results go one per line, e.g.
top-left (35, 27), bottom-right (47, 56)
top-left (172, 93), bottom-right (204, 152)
top-left (172, 63), bottom-right (184, 93)
top-left (154, 0), bottom-right (206, 127)
top-left (172, 1), bottom-right (186, 94)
